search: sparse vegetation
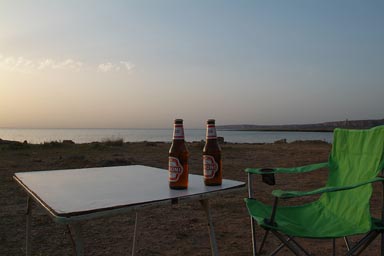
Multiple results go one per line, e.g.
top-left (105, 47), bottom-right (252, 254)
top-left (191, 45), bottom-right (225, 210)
top-left (0, 140), bottom-right (380, 255)
top-left (101, 138), bottom-right (124, 146)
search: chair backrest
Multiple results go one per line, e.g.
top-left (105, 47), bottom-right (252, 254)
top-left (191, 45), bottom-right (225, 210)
top-left (319, 126), bottom-right (384, 229)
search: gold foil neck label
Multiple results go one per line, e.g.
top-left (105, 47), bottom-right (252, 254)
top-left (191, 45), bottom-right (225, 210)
top-left (206, 125), bottom-right (217, 139)
top-left (173, 124), bottom-right (185, 140)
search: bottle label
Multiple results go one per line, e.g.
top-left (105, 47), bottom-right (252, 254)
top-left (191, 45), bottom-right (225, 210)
top-left (173, 124), bottom-right (185, 140)
top-left (203, 155), bottom-right (218, 179)
top-left (206, 125), bottom-right (217, 139)
top-left (169, 157), bottom-right (184, 182)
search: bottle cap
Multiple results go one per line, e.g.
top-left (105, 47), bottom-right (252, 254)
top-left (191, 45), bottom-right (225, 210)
top-left (207, 119), bottom-right (215, 125)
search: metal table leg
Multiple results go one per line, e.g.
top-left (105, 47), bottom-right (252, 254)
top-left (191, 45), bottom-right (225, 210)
top-left (200, 199), bottom-right (219, 256)
top-left (26, 196), bottom-right (32, 256)
top-left (68, 224), bottom-right (84, 256)
top-left (131, 212), bottom-right (139, 256)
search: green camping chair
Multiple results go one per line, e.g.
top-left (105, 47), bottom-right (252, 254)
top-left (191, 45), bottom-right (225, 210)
top-left (245, 126), bottom-right (384, 255)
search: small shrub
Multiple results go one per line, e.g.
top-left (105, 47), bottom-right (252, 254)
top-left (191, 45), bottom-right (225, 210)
top-left (41, 141), bottom-right (63, 148)
top-left (101, 138), bottom-right (124, 147)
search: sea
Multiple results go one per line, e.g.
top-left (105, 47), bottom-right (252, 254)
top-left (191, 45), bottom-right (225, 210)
top-left (0, 128), bottom-right (333, 144)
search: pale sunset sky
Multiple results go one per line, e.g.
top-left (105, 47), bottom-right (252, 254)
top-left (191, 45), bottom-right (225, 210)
top-left (1, 1), bottom-right (383, 129)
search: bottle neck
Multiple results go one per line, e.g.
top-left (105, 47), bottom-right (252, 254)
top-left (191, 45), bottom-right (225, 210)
top-left (173, 124), bottom-right (185, 140)
top-left (206, 124), bottom-right (217, 139)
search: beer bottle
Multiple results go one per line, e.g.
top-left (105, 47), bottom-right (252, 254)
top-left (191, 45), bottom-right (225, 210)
top-left (168, 119), bottom-right (189, 189)
top-left (203, 119), bottom-right (222, 186)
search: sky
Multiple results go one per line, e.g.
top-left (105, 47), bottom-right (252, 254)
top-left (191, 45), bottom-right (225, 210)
top-left (1, 0), bottom-right (383, 129)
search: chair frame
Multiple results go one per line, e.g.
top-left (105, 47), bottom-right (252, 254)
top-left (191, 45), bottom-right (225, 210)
top-left (247, 169), bottom-right (384, 256)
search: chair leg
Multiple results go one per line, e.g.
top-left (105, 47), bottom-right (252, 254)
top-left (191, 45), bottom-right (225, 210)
top-left (248, 173), bottom-right (258, 256)
top-left (380, 233), bottom-right (384, 256)
top-left (344, 237), bottom-right (351, 251)
top-left (333, 238), bottom-right (336, 256)
top-left (270, 237), bottom-right (296, 256)
top-left (346, 231), bottom-right (380, 256)
top-left (250, 217), bottom-right (257, 255)
top-left (269, 241), bottom-right (286, 256)
top-left (268, 236), bottom-right (311, 256)
top-left (288, 237), bottom-right (311, 256)
top-left (381, 178), bottom-right (384, 256)
top-left (258, 230), bottom-right (269, 255)
top-left (251, 217), bottom-right (257, 256)
top-left (381, 231), bottom-right (384, 256)
top-left (271, 231), bottom-right (303, 255)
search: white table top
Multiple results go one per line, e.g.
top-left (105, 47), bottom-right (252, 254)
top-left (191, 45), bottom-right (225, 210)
top-left (14, 165), bottom-right (245, 219)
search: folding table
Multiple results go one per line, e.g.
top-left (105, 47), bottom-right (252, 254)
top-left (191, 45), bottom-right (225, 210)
top-left (14, 165), bottom-right (245, 255)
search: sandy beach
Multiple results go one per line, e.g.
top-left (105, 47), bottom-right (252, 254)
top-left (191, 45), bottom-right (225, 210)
top-left (1, 140), bottom-right (382, 255)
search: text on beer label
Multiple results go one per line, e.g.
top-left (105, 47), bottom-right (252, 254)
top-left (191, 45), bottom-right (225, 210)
top-left (168, 157), bottom-right (184, 182)
top-left (206, 125), bottom-right (217, 139)
top-left (203, 155), bottom-right (218, 179)
top-left (173, 124), bottom-right (185, 140)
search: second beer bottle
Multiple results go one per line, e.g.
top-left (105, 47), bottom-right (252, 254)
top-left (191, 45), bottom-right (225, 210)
top-left (168, 119), bottom-right (189, 189)
top-left (203, 119), bottom-right (222, 185)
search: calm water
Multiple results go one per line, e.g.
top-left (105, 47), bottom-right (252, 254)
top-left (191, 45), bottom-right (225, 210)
top-left (0, 128), bottom-right (333, 144)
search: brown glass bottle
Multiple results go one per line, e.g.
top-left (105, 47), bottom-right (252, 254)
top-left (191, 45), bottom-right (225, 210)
top-left (168, 119), bottom-right (189, 189)
top-left (203, 119), bottom-right (222, 186)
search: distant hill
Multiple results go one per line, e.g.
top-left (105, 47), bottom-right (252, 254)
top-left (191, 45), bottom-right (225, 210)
top-left (217, 118), bottom-right (384, 132)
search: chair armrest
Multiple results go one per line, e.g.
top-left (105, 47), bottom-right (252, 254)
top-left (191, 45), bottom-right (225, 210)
top-left (272, 177), bottom-right (384, 199)
top-left (245, 162), bottom-right (328, 175)
top-left (246, 162), bottom-right (328, 186)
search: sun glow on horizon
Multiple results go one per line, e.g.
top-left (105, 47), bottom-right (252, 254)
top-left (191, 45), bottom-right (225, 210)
top-left (1, 1), bottom-right (384, 129)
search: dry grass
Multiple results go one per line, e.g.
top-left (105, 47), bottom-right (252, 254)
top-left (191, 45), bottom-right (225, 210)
top-left (1, 140), bottom-right (382, 255)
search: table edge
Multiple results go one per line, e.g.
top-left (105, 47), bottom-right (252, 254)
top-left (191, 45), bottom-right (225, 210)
top-left (13, 171), bottom-right (246, 224)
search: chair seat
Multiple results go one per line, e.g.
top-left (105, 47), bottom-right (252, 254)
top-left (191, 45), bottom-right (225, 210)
top-left (245, 198), bottom-right (381, 238)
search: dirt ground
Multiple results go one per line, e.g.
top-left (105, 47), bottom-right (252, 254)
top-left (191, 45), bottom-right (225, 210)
top-left (0, 140), bottom-right (382, 255)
